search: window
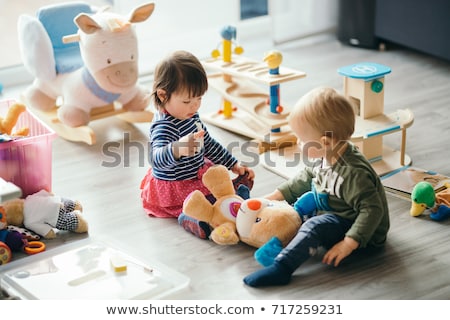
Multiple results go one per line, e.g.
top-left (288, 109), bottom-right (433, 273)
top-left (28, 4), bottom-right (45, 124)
top-left (241, 0), bottom-right (268, 20)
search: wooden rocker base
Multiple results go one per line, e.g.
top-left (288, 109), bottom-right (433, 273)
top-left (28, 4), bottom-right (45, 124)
top-left (30, 104), bottom-right (153, 145)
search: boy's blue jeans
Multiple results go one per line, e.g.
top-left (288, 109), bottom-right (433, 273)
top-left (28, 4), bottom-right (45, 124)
top-left (275, 213), bottom-right (353, 272)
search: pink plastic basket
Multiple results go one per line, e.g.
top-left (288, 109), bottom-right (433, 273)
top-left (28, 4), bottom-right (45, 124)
top-left (0, 99), bottom-right (57, 198)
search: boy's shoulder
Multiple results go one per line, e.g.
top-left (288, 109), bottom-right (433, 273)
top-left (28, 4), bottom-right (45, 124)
top-left (337, 143), bottom-right (378, 176)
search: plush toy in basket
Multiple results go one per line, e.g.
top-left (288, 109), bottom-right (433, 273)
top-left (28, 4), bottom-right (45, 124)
top-left (17, 2), bottom-right (155, 144)
top-left (1, 205), bottom-right (27, 259)
top-left (1, 190), bottom-right (88, 239)
top-left (0, 102), bottom-right (29, 139)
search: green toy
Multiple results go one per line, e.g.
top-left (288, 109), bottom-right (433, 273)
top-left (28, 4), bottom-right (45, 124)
top-left (410, 181), bottom-right (450, 221)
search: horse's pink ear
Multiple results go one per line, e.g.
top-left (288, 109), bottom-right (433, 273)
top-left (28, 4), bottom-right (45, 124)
top-left (75, 13), bottom-right (101, 34)
top-left (128, 2), bottom-right (155, 23)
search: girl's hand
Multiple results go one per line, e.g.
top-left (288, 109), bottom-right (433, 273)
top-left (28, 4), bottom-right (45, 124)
top-left (172, 130), bottom-right (204, 159)
top-left (231, 163), bottom-right (255, 180)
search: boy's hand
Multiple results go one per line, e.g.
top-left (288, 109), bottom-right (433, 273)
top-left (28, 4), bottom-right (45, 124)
top-left (172, 130), bottom-right (204, 159)
top-left (322, 236), bottom-right (359, 267)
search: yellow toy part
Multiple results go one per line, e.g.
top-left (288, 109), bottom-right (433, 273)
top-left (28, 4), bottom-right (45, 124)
top-left (0, 102), bottom-right (29, 137)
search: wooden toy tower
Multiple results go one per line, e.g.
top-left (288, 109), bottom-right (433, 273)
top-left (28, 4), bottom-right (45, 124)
top-left (259, 62), bottom-right (415, 179)
top-left (338, 62), bottom-right (414, 175)
top-left (202, 26), bottom-right (306, 152)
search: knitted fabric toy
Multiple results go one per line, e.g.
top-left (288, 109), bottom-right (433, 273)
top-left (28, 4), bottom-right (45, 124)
top-left (0, 206), bottom-right (26, 253)
top-left (18, 2), bottom-right (155, 127)
top-left (1, 190), bottom-right (88, 239)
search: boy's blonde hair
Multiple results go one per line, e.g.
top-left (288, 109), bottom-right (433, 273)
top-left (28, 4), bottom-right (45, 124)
top-left (289, 87), bottom-right (355, 142)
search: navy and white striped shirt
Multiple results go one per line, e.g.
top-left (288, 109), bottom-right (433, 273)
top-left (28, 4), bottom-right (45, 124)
top-left (149, 112), bottom-right (237, 180)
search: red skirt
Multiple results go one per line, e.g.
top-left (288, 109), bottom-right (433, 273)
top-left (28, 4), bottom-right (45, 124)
top-left (140, 162), bottom-right (213, 218)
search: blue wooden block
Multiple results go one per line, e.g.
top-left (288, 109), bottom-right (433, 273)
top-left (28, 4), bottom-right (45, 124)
top-left (338, 62), bottom-right (391, 81)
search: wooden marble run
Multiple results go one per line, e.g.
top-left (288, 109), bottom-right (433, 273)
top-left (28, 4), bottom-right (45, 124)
top-left (260, 62), bottom-right (414, 177)
top-left (202, 26), bottom-right (306, 151)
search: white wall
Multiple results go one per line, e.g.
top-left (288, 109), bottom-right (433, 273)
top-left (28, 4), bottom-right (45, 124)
top-left (269, 0), bottom-right (338, 44)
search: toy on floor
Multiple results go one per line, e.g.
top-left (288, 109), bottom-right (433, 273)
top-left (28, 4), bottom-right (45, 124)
top-left (249, 191), bottom-right (318, 267)
top-left (18, 2), bottom-right (155, 144)
top-left (338, 62), bottom-right (414, 175)
top-left (211, 25), bottom-right (243, 118)
top-left (263, 50), bottom-right (283, 133)
top-left (292, 191), bottom-right (318, 222)
top-left (410, 181), bottom-right (450, 221)
top-left (179, 165), bottom-right (303, 261)
top-left (0, 102), bottom-right (29, 137)
top-left (1, 205), bottom-right (27, 254)
top-left (1, 189), bottom-right (88, 239)
top-left (179, 165), bottom-right (246, 245)
top-left (202, 26), bottom-right (306, 152)
top-left (260, 62), bottom-right (415, 179)
top-left (237, 197), bottom-right (302, 266)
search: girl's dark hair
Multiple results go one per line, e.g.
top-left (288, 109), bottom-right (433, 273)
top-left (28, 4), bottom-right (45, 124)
top-left (152, 50), bottom-right (208, 109)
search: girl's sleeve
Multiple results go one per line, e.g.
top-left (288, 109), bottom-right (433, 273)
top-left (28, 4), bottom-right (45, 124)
top-left (201, 123), bottom-right (237, 169)
top-left (149, 121), bottom-right (179, 169)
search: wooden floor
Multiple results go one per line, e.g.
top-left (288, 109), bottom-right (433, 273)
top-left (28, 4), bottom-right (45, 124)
top-left (1, 33), bottom-right (450, 300)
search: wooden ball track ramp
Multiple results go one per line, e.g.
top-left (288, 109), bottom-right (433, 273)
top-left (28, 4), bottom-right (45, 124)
top-left (259, 62), bottom-right (414, 177)
top-left (202, 39), bottom-right (306, 152)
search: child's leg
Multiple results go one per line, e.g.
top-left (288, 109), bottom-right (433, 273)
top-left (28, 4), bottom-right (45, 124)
top-left (178, 213), bottom-right (212, 240)
top-left (232, 171), bottom-right (254, 192)
top-left (244, 213), bottom-right (352, 287)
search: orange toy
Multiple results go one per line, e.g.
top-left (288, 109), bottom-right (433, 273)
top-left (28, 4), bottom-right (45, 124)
top-left (0, 102), bottom-right (29, 137)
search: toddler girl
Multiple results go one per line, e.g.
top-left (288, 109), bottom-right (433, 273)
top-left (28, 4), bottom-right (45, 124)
top-left (140, 50), bottom-right (254, 222)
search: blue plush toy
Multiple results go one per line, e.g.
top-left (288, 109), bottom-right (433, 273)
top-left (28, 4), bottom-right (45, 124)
top-left (254, 191), bottom-right (318, 266)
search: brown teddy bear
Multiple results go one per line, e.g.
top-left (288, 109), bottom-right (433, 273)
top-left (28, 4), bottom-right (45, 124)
top-left (180, 165), bottom-right (244, 245)
top-left (179, 165), bottom-right (302, 250)
top-left (1, 190), bottom-right (88, 239)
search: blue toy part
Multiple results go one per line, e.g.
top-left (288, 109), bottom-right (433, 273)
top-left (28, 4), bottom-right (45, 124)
top-left (37, 2), bottom-right (93, 74)
top-left (254, 236), bottom-right (283, 267)
top-left (337, 62), bottom-right (391, 81)
top-left (220, 25), bottom-right (237, 41)
top-left (430, 205), bottom-right (450, 222)
top-left (17, 2), bottom-right (94, 80)
top-left (236, 184), bottom-right (250, 200)
top-left (293, 191), bottom-right (317, 222)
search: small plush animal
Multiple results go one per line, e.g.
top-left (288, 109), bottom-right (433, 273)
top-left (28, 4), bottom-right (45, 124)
top-left (0, 102), bottom-right (29, 137)
top-left (1, 190), bottom-right (88, 239)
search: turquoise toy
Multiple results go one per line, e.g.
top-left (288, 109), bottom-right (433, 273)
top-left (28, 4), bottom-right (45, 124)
top-left (254, 191), bottom-right (317, 266)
